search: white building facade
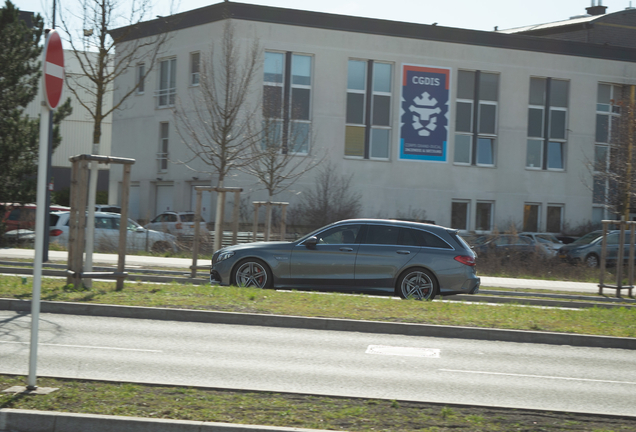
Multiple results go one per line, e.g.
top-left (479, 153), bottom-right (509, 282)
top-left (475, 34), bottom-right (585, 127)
top-left (109, 2), bottom-right (636, 233)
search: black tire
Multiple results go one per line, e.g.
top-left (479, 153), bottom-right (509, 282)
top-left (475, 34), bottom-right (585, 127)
top-left (585, 254), bottom-right (600, 268)
top-left (232, 258), bottom-right (273, 289)
top-left (396, 267), bottom-right (438, 300)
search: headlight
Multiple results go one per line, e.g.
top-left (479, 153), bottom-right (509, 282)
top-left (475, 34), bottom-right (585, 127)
top-left (216, 251), bottom-right (235, 263)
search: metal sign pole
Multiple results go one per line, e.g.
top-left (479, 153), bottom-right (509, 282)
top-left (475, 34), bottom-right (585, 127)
top-left (27, 103), bottom-right (50, 390)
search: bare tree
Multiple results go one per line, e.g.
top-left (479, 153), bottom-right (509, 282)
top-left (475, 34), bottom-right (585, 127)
top-left (58, 0), bottom-right (170, 282)
top-left (589, 85), bottom-right (636, 221)
top-left (295, 161), bottom-right (363, 229)
top-left (172, 21), bottom-right (262, 249)
top-left (243, 112), bottom-right (323, 239)
top-left (172, 21), bottom-right (261, 187)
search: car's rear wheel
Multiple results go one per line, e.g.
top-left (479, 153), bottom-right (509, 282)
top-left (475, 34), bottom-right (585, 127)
top-left (233, 259), bottom-right (272, 289)
top-left (396, 267), bottom-right (438, 300)
top-left (585, 253), bottom-right (600, 268)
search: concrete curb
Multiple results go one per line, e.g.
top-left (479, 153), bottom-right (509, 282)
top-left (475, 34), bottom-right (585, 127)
top-left (0, 408), bottom-right (331, 432)
top-left (1, 298), bottom-right (635, 350)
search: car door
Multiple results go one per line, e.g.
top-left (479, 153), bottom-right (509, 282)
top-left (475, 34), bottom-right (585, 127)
top-left (354, 225), bottom-right (417, 288)
top-left (289, 223), bottom-right (362, 288)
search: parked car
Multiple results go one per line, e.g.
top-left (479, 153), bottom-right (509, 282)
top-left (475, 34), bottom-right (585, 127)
top-left (471, 234), bottom-right (550, 259)
top-left (519, 232), bottom-right (563, 257)
top-left (95, 205), bottom-right (121, 213)
top-left (557, 230), bottom-right (636, 267)
top-left (49, 211), bottom-right (177, 253)
top-left (209, 218), bottom-right (480, 300)
top-left (1, 203), bottom-right (69, 232)
top-left (145, 211), bottom-right (208, 238)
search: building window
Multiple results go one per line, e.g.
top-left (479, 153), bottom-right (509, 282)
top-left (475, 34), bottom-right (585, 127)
top-left (523, 203), bottom-right (540, 232)
top-left (594, 83), bottom-right (623, 220)
top-left (157, 57), bottom-right (176, 108)
top-left (345, 59), bottom-right (392, 160)
top-left (190, 52), bottom-right (200, 86)
top-left (475, 201), bottom-right (493, 232)
top-left (526, 77), bottom-right (569, 170)
top-left (263, 51), bottom-right (312, 154)
top-left (158, 122), bottom-right (169, 171)
top-left (451, 201), bottom-right (470, 231)
top-left (136, 63), bottom-right (145, 94)
top-left (454, 70), bottom-right (499, 166)
top-left (546, 205), bottom-right (563, 233)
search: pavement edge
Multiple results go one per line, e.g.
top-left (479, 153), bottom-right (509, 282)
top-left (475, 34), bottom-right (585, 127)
top-left (0, 408), bottom-right (333, 432)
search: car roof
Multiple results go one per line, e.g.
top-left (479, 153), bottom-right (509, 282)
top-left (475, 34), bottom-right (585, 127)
top-left (334, 218), bottom-right (453, 232)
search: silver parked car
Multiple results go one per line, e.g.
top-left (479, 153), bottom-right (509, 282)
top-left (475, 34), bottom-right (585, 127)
top-left (49, 211), bottom-right (178, 253)
top-left (210, 219), bottom-right (480, 300)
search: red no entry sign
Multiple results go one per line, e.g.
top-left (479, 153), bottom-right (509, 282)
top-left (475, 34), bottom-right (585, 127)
top-left (43, 30), bottom-right (65, 110)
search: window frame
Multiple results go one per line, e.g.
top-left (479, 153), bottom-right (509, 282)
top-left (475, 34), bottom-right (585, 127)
top-left (158, 122), bottom-right (169, 172)
top-left (526, 77), bottom-right (569, 171)
top-left (345, 59), bottom-right (393, 161)
top-left (262, 50), bottom-right (313, 156)
top-left (546, 204), bottom-right (564, 233)
top-left (190, 52), bottom-right (200, 87)
top-left (453, 70), bottom-right (499, 167)
top-left (157, 57), bottom-right (177, 108)
top-left (475, 201), bottom-right (494, 233)
top-left (136, 63), bottom-right (145, 94)
top-left (451, 200), bottom-right (470, 231)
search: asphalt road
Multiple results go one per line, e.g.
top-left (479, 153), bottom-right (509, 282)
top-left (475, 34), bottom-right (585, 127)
top-left (1, 311), bottom-right (635, 417)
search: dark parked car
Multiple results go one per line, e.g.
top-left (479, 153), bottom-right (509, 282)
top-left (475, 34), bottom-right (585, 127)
top-left (210, 218), bottom-right (480, 300)
top-left (557, 230), bottom-right (636, 267)
top-left (471, 234), bottom-right (550, 259)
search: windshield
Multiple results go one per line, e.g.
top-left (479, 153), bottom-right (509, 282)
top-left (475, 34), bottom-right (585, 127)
top-left (571, 231), bottom-right (602, 245)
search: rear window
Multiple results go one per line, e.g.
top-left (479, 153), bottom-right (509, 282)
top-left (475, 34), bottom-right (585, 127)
top-left (393, 227), bottom-right (453, 249)
top-left (180, 214), bottom-right (195, 222)
top-left (49, 214), bottom-right (60, 226)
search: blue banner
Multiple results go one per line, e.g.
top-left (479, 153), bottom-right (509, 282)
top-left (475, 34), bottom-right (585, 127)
top-left (399, 65), bottom-right (451, 162)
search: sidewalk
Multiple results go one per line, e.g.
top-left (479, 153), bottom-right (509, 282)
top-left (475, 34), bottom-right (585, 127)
top-left (0, 248), bottom-right (600, 294)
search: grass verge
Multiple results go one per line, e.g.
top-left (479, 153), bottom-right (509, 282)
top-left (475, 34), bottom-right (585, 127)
top-left (0, 275), bottom-right (635, 337)
top-left (2, 375), bottom-right (636, 432)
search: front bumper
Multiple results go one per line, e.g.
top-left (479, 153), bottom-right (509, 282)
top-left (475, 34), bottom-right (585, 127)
top-left (210, 269), bottom-right (222, 285)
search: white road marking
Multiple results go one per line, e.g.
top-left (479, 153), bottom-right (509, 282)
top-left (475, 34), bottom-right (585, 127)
top-left (0, 341), bottom-right (161, 353)
top-left (45, 62), bottom-right (64, 79)
top-left (366, 345), bottom-right (440, 358)
top-left (440, 369), bottom-right (636, 385)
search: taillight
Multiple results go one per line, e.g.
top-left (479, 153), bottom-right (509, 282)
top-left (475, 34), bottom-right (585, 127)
top-left (455, 255), bottom-right (476, 266)
top-left (50, 229), bottom-right (63, 237)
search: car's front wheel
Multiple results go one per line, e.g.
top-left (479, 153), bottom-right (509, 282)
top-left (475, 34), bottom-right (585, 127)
top-left (585, 253), bottom-right (600, 268)
top-left (233, 259), bottom-right (272, 289)
top-left (396, 267), bottom-right (438, 300)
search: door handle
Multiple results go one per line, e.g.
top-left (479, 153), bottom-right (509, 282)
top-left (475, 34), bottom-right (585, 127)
top-left (339, 247), bottom-right (354, 252)
top-left (397, 250), bottom-right (411, 254)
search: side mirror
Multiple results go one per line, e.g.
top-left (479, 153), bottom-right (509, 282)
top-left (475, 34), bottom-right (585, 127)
top-left (135, 227), bottom-right (145, 233)
top-left (303, 236), bottom-right (318, 249)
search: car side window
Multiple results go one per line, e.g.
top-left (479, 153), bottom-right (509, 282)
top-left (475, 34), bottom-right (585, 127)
top-left (399, 228), bottom-right (423, 246)
top-left (316, 225), bottom-right (361, 244)
top-left (167, 214), bottom-right (178, 222)
top-left (606, 234), bottom-right (619, 245)
top-left (421, 231), bottom-right (453, 249)
top-left (151, 215), bottom-right (161, 223)
top-left (365, 225), bottom-right (399, 245)
top-left (95, 217), bottom-right (111, 230)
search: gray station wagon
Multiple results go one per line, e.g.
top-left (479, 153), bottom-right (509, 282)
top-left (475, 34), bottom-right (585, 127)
top-left (210, 218), bottom-right (480, 300)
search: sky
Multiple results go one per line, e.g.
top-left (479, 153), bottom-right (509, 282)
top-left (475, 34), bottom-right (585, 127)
top-left (15, 0), bottom-right (636, 33)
